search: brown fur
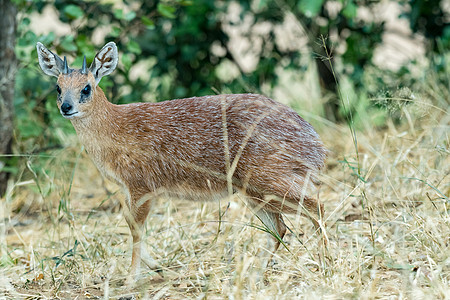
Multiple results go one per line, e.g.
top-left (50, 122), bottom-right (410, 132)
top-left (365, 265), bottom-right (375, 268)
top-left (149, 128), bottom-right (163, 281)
top-left (38, 43), bottom-right (326, 281)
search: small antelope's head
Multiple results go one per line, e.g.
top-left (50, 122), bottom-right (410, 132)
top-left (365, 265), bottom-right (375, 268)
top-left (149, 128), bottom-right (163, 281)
top-left (36, 42), bottom-right (118, 119)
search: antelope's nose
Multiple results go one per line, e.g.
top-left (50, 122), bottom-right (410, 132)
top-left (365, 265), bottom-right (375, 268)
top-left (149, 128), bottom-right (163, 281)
top-left (61, 102), bottom-right (73, 114)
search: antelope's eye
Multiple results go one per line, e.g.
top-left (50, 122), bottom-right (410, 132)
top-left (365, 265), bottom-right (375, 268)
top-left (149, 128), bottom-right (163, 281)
top-left (56, 85), bottom-right (61, 94)
top-left (82, 84), bottom-right (91, 96)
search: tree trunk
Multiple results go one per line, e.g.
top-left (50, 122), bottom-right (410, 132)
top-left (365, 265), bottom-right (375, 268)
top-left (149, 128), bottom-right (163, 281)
top-left (0, 0), bottom-right (17, 196)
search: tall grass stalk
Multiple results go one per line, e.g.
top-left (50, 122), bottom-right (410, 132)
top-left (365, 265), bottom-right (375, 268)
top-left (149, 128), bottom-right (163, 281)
top-left (318, 35), bottom-right (378, 264)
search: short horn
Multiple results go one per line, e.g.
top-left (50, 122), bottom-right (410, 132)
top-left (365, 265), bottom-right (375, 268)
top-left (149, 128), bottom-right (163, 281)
top-left (63, 56), bottom-right (69, 74)
top-left (81, 56), bottom-right (87, 74)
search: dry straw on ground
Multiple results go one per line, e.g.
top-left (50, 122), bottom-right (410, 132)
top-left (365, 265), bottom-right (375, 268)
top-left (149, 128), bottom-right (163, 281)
top-left (1, 91), bottom-right (449, 299)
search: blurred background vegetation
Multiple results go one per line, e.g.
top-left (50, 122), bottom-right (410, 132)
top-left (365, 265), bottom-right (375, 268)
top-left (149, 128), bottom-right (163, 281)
top-left (0, 0), bottom-right (449, 196)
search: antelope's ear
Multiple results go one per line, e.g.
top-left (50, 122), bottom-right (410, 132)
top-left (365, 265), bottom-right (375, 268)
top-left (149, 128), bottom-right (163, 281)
top-left (89, 42), bottom-right (118, 85)
top-left (36, 42), bottom-right (64, 77)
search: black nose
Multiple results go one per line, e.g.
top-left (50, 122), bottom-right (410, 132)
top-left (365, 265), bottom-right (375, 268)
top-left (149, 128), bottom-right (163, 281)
top-left (61, 102), bottom-right (72, 114)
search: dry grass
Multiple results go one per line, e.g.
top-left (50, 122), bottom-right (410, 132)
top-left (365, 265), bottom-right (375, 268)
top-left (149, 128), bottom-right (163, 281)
top-left (1, 96), bottom-right (449, 299)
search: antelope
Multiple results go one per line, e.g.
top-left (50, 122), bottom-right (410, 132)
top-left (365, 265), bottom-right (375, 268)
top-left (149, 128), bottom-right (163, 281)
top-left (36, 41), bottom-right (326, 281)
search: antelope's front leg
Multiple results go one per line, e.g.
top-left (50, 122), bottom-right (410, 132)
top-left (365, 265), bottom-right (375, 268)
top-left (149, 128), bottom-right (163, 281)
top-left (123, 191), bottom-right (154, 283)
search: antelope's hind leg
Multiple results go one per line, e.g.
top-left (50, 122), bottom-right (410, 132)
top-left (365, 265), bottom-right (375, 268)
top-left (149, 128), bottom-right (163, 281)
top-left (300, 196), bottom-right (325, 233)
top-left (253, 208), bottom-right (287, 253)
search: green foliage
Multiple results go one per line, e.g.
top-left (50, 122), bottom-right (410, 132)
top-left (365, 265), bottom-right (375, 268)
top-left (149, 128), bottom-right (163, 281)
top-left (157, 3), bottom-right (176, 19)
top-left (63, 4), bottom-right (84, 20)
top-left (297, 0), bottom-right (325, 18)
top-left (231, 0), bottom-right (387, 122)
top-left (407, 0), bottom-right (450, 51)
